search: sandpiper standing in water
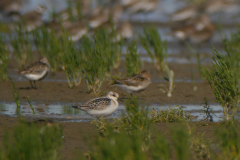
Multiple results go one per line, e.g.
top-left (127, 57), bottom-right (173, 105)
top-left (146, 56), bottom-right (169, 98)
top-left (19, 57), bottom-right (50, 89)
top-left (72, 91), bottom-right (122, 118)
top-left (112, 70), bottom-right (151, 96)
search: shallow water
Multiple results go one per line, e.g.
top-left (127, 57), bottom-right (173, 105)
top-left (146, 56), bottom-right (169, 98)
top-left (0, 103), bottom-right (237, 122)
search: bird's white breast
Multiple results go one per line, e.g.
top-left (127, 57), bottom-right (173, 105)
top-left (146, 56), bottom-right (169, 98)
top-left (23, 69), bottom-right (48, 81)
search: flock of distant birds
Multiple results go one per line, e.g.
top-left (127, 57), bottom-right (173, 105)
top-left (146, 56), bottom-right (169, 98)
top-left (2, 0), bottom-right (239, 118)
top-left (0, 0), bottom-right (238, 43)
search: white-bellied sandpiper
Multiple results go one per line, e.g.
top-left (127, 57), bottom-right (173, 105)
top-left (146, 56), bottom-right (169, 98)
top-left (19, 57), bottom-right (50, 89)
top-left (72, 91), bottom-right (122, 118)
top-left (112, 70), bottom-right (151, 96)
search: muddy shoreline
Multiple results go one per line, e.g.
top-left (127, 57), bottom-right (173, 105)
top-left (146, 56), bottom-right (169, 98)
top-left (0, 80), bottom-right (216, 105)
top-left (1, 61), bottom-right (216, 105)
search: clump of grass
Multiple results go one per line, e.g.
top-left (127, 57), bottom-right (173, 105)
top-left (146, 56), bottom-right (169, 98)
top-left (88, 131), bottom-right (147, 160)
top-left (111, 28), bottom-right (123, 69)
top-left (60, 32), bottom-right (83, 88)
top-left (33, 28), bottom-right (83, 87)
top-left (149, 107), bottom-right (191, 123)
top-left (139, 26), bottom-right (175, 97)
top-left (124, 96), bottom-right (150, 146)
top-left (223, 29), bottom-right (240, 80)
top-left (9, 77), bottom-right (21, 115)
top-left (0, 35), bottom-right (9, 80)
top-left (66, 0), bottom-right (75, 22)
top-left (139, 26), bottom-right (168, 71)
top-left (202, 97), bottom-right (214, 122)
top-left (75, 0), bottom-right (83, 20)
top-left (0, 22), bottom-right (11, 33)
top-left (150, 133), bottom-right (171, 160)
top-left (81, 28), bottom-right (117, 94)
top-left (191, 133), bottom-right (211, 160)
top-left (80, 36), bottom-right (108, 94)
top-left (215, 122), bottom-right (240, 159)
top-left (199, 50), bottom-right (239, 121)
top-left (170, 124), bottom-right (190, 160)
top-left (26, 96), bottom-right (36, 115)
top-left (159, 67), bottom-right (175, 97)
top-left (32, 27), bottom-right (62, 72)
top-left (10, 24), bottom-right (32, 67)
top-left (1, 119), bottom-right (63, 160)
top-left (125, 39), bottom-right (141, 76)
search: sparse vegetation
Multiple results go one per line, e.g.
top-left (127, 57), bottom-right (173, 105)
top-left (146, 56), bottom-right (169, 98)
top-left (81, 28), bottom-right (118, 94)
top-left (139, 26), bottom-right (168, 71)
top-left (170, 124), bottom-right (190, 160)
top-left (9, 77), bottom-right (21, 115)
top-left (125, 39), bottom-right (141, 76)
top-left (32, 27), bottom-right (62, 72)
top-left (0, 119), bottom-right (63, 160)
top-left (223, 29), bottom-right (240, 80)
top-left (10, 24), bottom-right (32, 67)
top-left (150, 107), bottom-right (191, 123)
top-left (199, 50), bottom-right (239, 121)
top-left (0, 35), bottom-right (9, 80)
top-left (139, 26), bottom-right (175, 97)
top-left (26, 96), bottom-right (36, 115)
top-left (215, 122), bottom-right (240, 159)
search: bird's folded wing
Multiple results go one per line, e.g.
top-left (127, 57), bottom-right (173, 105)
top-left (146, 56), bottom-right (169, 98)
top-left (84, 98), bottom-right (112, 110)
top-left (20, 63), bottom-right (48, 74)
top-left (119, 76), bottom-right (145, 86)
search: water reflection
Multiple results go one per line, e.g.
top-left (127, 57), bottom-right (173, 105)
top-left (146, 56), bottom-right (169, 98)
top-left (0, 103), bottom-right (236, 122)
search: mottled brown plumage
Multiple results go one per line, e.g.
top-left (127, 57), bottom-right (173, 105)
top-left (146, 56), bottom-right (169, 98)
top-left (112, 70), bottom-right (151, 95)
top-left (19, 57), bottom-right (50, 89)
top-left (20, 61), bottom-right (48, 75)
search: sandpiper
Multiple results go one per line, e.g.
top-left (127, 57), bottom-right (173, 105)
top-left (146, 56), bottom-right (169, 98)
top-left (64, 21), bottom-right (88, 41)
top-left (72, 91), bottom-right (121, 117)
top-left (113, 21), bottom-right (133, 42)
top-left (112, 70), bottom-right (151, 96)
top-left (58, 0), bottom-right (90, 21)
top-left (171, 14), bottom-right (215, 43)
top-left (171, 5), bottom-right (199, 22)
top-left (19, 57), bottom-right (50, 89)
top-left (0, 0), bottom-right (22, 14)
top-left (88, 8), bottom-right (110, 29)
top-left (19, 6), bottom-right (46, 31)
top-left (111, 3), bottom-right (123, 24)
top-left (128, 0), bottom-right (158, 14)
top-left (202, 0), bottom-right (235, 14)
top-left (188, 23), bottom-right (215, 43)
top-left (120, 0), bottom-right (138, 7)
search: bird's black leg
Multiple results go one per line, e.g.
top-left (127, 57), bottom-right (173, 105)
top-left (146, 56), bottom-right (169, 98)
top-left (19, 81), bottom-right (33, 89)
top-left (33, 81), bottom-right (38, 90)
top-left (131, 93), bottom-right (133, 97)
top-left (30, 80), bottom-right (34, 88)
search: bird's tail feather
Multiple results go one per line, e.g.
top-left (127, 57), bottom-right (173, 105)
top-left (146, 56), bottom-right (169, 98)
top-left (72, 106), bottom-right (80, 109)
top-left (72, 105), bottom-right (89, 110)
top-left (112, 79), bottom-right (123, 85)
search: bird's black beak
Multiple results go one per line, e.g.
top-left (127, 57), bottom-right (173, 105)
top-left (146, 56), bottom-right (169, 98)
top-left (118, 98), bottom-right (124, 102)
